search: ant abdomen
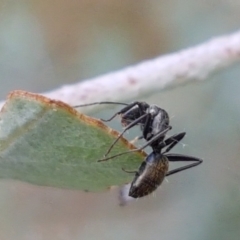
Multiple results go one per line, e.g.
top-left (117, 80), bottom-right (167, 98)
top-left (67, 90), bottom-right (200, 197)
top-left (129, 152), bottom-right (169, 198)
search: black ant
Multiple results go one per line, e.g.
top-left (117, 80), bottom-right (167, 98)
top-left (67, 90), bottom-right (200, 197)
top-left (74, 101), bottom-right (171, 161)
top-left (74, 101), bottom-right (202, 198)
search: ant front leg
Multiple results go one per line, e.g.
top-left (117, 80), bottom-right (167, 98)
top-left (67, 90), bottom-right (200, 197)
top-left (166, 154), bottom-right (203, 176)
top-left (142, 113), bottom-right (152, 140)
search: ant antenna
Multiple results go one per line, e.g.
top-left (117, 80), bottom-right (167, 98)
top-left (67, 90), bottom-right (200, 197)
top-left (74, 101), bottom-right (129, 122)
top-left (73, 101), bottom-right (128, 108)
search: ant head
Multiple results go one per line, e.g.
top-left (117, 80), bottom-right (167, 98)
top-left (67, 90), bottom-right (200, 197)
top-left (121, 108), bottom-right (142, 126)
top-left (120, 101), bottom-right (149, 127)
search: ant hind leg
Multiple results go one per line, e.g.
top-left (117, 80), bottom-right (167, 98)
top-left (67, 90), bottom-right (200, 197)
top-left (166, 154), bottom-right (203, 176)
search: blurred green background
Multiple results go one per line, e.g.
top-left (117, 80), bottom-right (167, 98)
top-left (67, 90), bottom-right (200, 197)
top-left (0, 0), bottom-right (240, 240)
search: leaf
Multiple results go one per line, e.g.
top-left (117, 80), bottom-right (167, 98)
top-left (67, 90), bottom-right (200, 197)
top-left (0, 91), bottom-right (146, 191)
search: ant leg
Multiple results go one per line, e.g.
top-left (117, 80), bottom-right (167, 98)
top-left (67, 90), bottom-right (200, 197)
top-left (166, 154), bottom-right (203, 176)
top-left (142, 114), bottom-right (152, 139)
top-left (104, 113), bottom-right (150, 156)
top-left (161, 132), bottom-right (186, 154)
top-left (121, 167), bottom-right (137, 174)
top-left (133, 125), bottom-right (172, 151)
top-left (98, 126), bottom-right (171, 162)
top-left (101, 101), bottom-right (141, 122)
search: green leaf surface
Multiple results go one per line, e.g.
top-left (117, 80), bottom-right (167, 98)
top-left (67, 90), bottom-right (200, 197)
top-left (0, 91), bottom-right (146, 191)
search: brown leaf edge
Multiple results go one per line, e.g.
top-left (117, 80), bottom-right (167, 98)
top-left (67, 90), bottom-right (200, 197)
top-left (1, 90), bottom-right (147, 159)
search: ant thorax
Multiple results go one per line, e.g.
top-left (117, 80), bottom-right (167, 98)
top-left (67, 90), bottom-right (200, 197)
top-left (148, 105), bottom-right (170, 136)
